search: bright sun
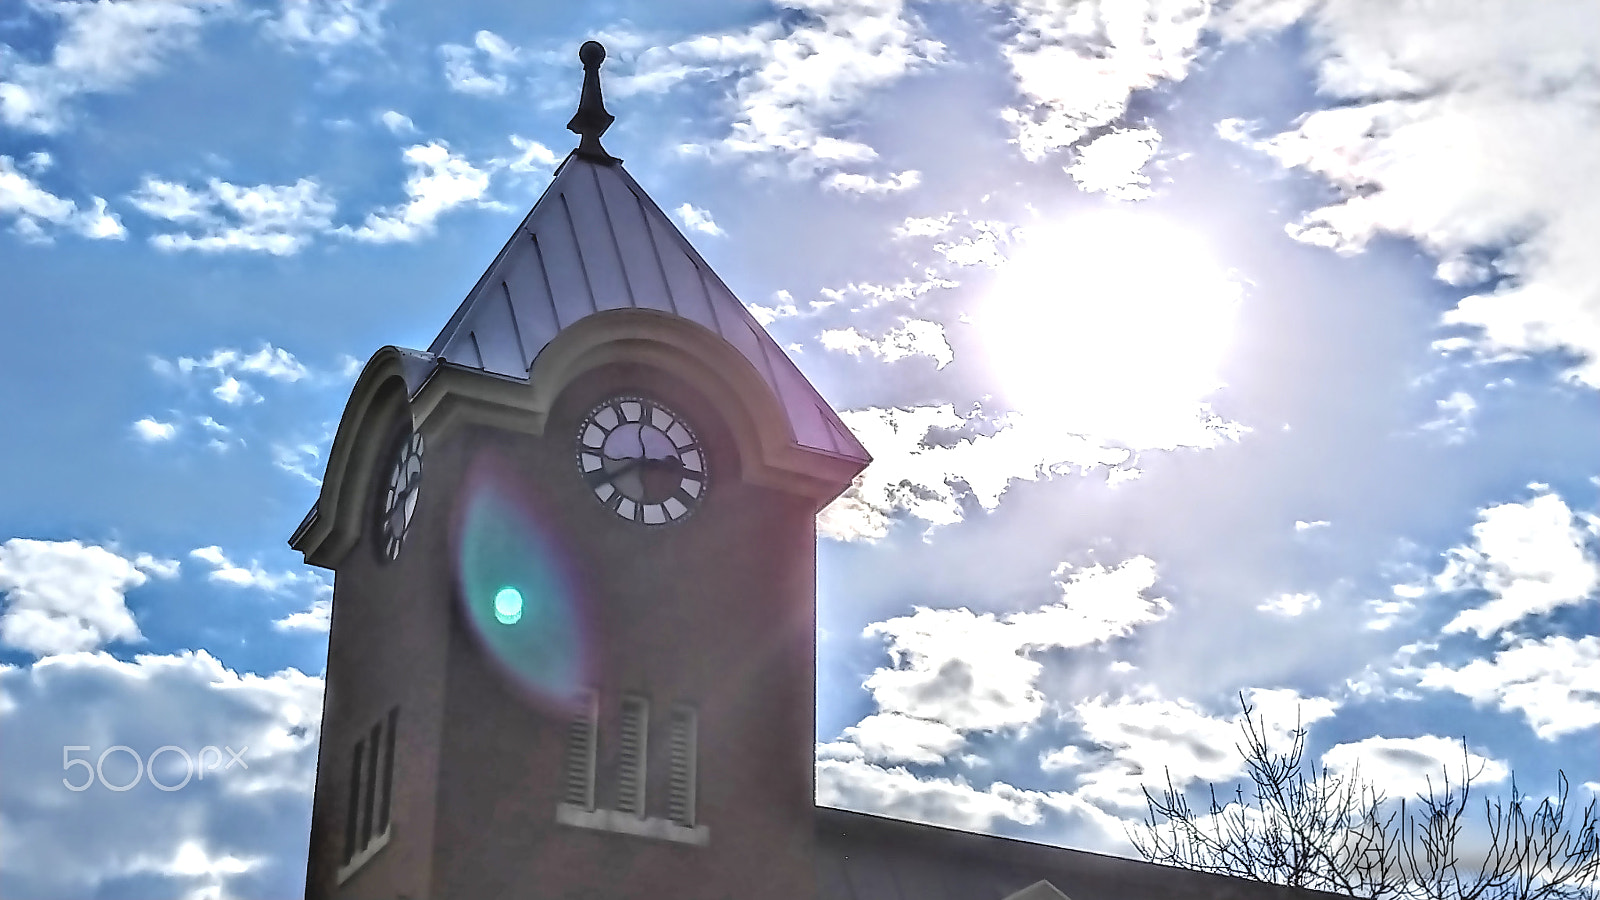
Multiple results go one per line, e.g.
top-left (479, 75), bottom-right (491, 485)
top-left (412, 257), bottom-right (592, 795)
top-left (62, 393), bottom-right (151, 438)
top-left (977, 211), bottom-right (1242, 451)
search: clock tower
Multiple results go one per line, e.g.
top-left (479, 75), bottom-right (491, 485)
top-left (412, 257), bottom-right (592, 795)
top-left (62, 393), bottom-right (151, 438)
top-left (290, 42), bottom-right (870, 900)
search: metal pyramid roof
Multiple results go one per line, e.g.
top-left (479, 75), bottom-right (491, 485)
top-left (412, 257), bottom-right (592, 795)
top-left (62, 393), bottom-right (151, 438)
top-left (424, 151), bottom-right (869, 465)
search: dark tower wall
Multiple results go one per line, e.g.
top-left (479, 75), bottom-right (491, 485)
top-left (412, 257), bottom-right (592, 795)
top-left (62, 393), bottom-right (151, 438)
top-left (303, 355), bottom-right (826, 900)
top-left (428, 362), bottom-right (820, 900)
top-left (304, 390), bottom-right (451, 900)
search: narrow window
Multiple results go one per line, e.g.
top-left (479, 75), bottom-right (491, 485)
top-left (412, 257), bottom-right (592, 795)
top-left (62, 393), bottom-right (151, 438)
top-left (667, 705), bottom-right (698, 827)
top-left (616, 694), bottom-right (649, 817)
top-left (361, 721), bottom-right (381, 846)
top-left (377, 706), bottom-right (398, 834)
top-left (562, 691), bottom-right (598, 810)
top-left (343, 738), bottom-right (365, 864)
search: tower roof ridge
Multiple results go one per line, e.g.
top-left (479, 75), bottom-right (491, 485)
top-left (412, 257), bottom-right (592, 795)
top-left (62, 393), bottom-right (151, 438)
top-left (424, 151), bottom-right (869, 465)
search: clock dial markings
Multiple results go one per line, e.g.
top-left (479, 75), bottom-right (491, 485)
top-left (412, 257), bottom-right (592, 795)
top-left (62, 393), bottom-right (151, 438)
top-left (577, 396), bottom-right (706, 525)
top-left (377, 427), bottom-right (424, 561)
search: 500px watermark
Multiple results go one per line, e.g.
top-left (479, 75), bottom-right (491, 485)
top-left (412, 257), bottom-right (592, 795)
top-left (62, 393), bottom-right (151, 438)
top-left (62, 745), bottom-right (249, 792)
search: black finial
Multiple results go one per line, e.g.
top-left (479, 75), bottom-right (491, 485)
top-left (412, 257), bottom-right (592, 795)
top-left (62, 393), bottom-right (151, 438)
top-left (567, 40), bottom-right (619, 164)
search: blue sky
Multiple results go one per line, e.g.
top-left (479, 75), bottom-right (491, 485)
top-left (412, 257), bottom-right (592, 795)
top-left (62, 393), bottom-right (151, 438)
top-left (2, 1), bottom-right (1598, 897)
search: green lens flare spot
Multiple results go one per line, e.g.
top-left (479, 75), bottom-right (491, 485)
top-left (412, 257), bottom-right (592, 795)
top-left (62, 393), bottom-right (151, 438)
top-left (494, 587), bottom-right (524, 625)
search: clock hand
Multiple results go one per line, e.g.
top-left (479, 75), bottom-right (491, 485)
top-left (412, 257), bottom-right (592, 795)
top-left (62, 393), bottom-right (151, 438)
top-left (586, 455), bottom-right (646, 488)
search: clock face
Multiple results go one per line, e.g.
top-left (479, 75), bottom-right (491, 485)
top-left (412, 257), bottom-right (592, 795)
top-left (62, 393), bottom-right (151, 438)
top-left (576, 396), bottom-right (706, 525)
top-left (379, 430), bottom-right (424, 560)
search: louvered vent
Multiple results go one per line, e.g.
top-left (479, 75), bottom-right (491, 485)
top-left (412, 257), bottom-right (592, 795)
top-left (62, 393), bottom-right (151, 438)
top-left (617, 694), bottom-right (649, 816)
top-left (343, 735), bottom-right (365, 863)
top-left (667, 705), bottom-right (697, 827)
top-left (342, 706), bottom-right (398, 866)
top-left (377, 707), bottom-right (397, 833)
top-left (562, 691), bottom-right (597, 810)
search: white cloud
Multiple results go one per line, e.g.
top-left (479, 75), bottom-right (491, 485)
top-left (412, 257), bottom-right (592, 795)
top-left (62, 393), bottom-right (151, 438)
top-left (823, 170), bottom-right (921, 194)
top-left (993, 0), bottom-right (1207, 164)
top-left (212, 375), bottom-right (256, 405)
top-left (265, 0), bottom-right (385, 49)
top-left (273, 598), bottom-right (330, 632)
top-left (178, 345), bottom-right (310, 383)
top-left (628, 2), bottom-right (943, 188)
top-left (1295, 519), bottom-right (1331, 533)
top-left (893, 213), bottom-right (954, 239)
top-left (1242, 0), bottom-right (1600, 387)
top-left (0, 650), bottom-right (319, 899)
top-left (820, 271), bottom-right (961, 312)
top-left (1419, 391), bottom-right (1478, 443)
top-left (1066, 688), bottom-right (1339, 811)
top-left (1257, 591), bottom-right (1321, 616)
top-left (339, 142), bottom-right (491, 242)
top-left (188, 546), bottom-right (318, 595)
top-left (841, 713), bottom-right (967, 765)
top-left (0, 0), bottom-right (232, 133)
top-left (1364, 594), bottom-right (1418, 633)
top-left (0, 540), bottom-right (175, 656)
top-left (1434, 491), bottom-right (1600, 639)
top-left (498, 135), bottom-right (559, 174)
top-left (1321, 735), bottom-right (1509, 800)
top-left (440, 30), bottom-right (519, 96)
top-left (129, 176), bottom-right (335, 255)
top-left (1416, 635), bottom-right (1600, 740)
top-left (1070, 697), bottom-right (1248, 810)
top-left (18, 151), bottom-right (52, 174)
top-left (272, 440), bottom-right (325, 486)
top-left (933, 220), bottom-right (1014, 269)
top-left (378, 109), bottom-right (414, 134)
top-left (1066, 128), bottom-right (1161, 200)
top-left (672, 202), bottom-right (724, 236)
top-left (860, 558), bottom-right (1168, 733)
top-left (154, 344), bottom-right (311, 412)
top-left (0, 155), bottom-right (126, 242)
top-left (132, 417), bottom-right (178, 442)
top-left (1039, 745), bottom-right (1085, 772)
top-left (818, 404), bottom-right (1128, 540)
top-left (816, 756), bottom-right (1059, 833)
top-left (820, 319), bottom-right (954, 369)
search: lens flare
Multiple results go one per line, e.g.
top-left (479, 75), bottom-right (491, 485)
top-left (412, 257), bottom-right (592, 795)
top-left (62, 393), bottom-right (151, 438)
top-left (454, 455), bottom-right (589, 708)
top-left (493, 587), bottom-right (524, 625)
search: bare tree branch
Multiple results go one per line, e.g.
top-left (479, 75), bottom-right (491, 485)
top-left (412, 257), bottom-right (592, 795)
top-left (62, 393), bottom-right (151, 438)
top-left (1127, 695), bottom-right (1599, 900)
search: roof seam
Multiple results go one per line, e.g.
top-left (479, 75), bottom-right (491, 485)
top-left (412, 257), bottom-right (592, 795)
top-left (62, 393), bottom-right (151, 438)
top-left (633, 186), bottom-right (678, 317)
top-left (694, 261), bottom-right (723, 335)
top-left (426, 150), bottom-right (579, 355)
top-left (748, 322), bottom-right (784, 404)
top-left (590, 163), bottom-right (637, 309)
top-left (531, 233), bottom-right (561, 331)
top-left (501, 280), bottom-right (529, 372)
top-left (560, 191), bottom-right (600, 315)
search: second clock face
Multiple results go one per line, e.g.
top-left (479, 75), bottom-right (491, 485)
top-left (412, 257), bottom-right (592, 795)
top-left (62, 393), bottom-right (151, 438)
top-left (380, 430), bottom-right (424, 561)
top-left (576, 396), bottom-right (706, 525)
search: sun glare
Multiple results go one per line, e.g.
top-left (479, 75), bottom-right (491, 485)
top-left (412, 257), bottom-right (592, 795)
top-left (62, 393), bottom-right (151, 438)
top-left (978, 211), bottom-right (1242, 450)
